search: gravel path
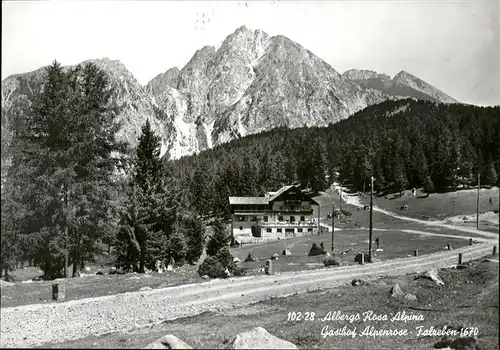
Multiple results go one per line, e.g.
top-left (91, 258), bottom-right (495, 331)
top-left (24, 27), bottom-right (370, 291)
top-left (1, 197), bottom-right (498, 348)
top-left (0, 239), bottom-right (496, 348)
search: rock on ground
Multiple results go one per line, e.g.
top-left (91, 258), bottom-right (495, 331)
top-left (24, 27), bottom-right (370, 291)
top-left (232, 327), bottom-right (298, 349)
top-left (324, 256), bottom-right (340, 267)
top-left (143, 334), bottom-right (193, 349)
top-left (404, 293), bottom-right (417, 301)
top-left (0, 280), bottom-right (14, 288)
top-left (414, 269), bottom-right (445, 286)
top-left (390, 283), bottom-right (404, 297)
top-left (354, 253), bottom-right (365, 263)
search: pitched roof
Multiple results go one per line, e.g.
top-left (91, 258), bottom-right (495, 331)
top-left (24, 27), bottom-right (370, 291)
top-left (268, 185), bottom-right (296, 202)
top-left (229, 185), bottom-right (319, 206)
top-left (228, 197), bottom-right (270, 205)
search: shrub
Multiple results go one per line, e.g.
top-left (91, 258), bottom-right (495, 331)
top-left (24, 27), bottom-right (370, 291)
top-left (341, 209), bottom-right (352, 217)
top-left (215, 247), bottom-right (233, 268)
top-left (198, 256), bottom-right (226, 278)
top-left (207, 218), bottom-right (230, 256)
top-left (324, 256), bottom-right (340, 267)
top-left (244, 253), bottom-right (256, 262)
top-left (308, 243), bottom-right (327, 256)
top-left (232, 266), bottom-right (247, 276)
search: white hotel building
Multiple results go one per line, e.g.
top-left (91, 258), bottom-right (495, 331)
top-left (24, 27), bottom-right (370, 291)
top-left (229, 185), bottom-right (321, 243)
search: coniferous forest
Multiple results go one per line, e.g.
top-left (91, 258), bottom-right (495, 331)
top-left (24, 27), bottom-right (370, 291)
top-left (1, 61), bottom-right (499, 279)
top-left (173, 99), bottom-right (500, 221)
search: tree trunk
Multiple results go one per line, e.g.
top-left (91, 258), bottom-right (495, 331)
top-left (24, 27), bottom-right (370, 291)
top-left (139, 252), bottom-right (145, 273)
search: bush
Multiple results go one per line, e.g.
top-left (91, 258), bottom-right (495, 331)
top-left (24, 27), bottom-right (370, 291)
top-left (308, 243), bottom-right (327, 256)
top-left (230, 236), bottom-right (240, 248)
top-left (232, 266), bottom-right (247, 276)
top-left (216, 247), bottom-right (233, 268)
top-left (244, 253), bottom-right (256, 262)
top-left (198, 256), bottom-right (227, 278)
top-left (324, 256), bottom-right (339, 267)
top-left (341, 209), bottom-right (352, 217)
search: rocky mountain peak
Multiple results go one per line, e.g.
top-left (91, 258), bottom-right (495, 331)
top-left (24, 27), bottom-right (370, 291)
top-left (2, 25), bottom-right (460, 164)
top-left (393, 70), bottom-right (457, 103)
top-left (343, 69), bottom-right (391, 81)
top-left (147, 67), bottom-right (180, 96)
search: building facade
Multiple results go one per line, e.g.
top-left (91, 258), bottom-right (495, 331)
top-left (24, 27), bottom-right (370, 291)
top-left (229, 185), bottom-right (321, 243)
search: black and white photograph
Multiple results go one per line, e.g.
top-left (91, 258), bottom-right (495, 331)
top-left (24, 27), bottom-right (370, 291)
top-left (1, 0), bottom-right (499, 348)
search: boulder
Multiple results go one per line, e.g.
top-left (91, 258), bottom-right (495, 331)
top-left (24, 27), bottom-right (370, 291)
top-left (0, 280), bottom-right (14, 288)
top-left (282, 249), bottom-right (292, 256)
top-left (390, 283), bottom-right (404, 297)
top-left (140, 286), bottom-right (152, 291)
top-left (143, 334), bottom-right (193, 349)
top-left (405, 293), bottom-right (417, 301)
top-left (351, 279), bottom-right (364, 286)
top-left (354, 253), bottom-right (365, 264)
top-left (244, 253), bottom-right (256, 263)
top-left (271, 254), bottom-right (279, 261)
top-left (414, 269), bottom-right (445, 286)
top-left (434, 335), bottom-right (479, 350)
top-left (109, 266), bottom-right (117, 275)
top-left (84, 267), bottom-right (91, 273)
top-left (96, 270), bottom-right (104, 275)
top-left (201, 275), bottom-right (210, 279)
top-left (233, 257), bottom-right (241, 264)
top-left (232, 327), bottom-right (298, 349)
top-left (323, 256), bottom-right (340, 267)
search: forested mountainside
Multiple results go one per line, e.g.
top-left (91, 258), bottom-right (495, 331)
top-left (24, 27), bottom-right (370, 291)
top-left (170, 99), bottom-right (500, 219)
top-left (2, 26), bottom-right (459, 166)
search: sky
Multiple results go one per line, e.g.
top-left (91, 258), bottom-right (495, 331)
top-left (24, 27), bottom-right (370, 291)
top-left (2, 0), bottom-right (499, 106)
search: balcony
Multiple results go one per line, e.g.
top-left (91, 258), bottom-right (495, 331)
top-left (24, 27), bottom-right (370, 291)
top-left (259, 220), bottom-right (317, 227)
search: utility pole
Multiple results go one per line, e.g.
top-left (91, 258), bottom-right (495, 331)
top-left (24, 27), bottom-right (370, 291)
top-left (339, 188), bottom-right (342, 214)
top-left (331, 202), bottom-right (335, 252)
top-left (477, 173), bottom-right (480, 230)
top-left (368, 176), bottom-right (374, 263)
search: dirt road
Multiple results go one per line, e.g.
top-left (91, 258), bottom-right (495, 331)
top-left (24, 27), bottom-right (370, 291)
top-left (1, 239), bottom-right (496, 348)
top-left (1, 195), bottom-right (498, 348)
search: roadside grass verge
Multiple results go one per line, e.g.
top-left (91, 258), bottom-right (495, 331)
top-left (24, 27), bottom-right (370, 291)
top-left (357, 187), bottom-right (499, 230)
top-left (0, 265), bottom-right (202, 309)
top-left (40, 255), bottom-right (499, 349)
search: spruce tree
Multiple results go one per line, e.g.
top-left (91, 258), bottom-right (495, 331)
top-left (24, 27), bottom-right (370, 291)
top-left (117, 120), bottom-right (177, 272)
top-left (207, 218), bottom-right (230, 256)
top-left (2, 61), bottom-right (126, 279)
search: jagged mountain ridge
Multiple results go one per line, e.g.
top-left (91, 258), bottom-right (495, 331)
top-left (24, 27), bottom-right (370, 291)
top-left (341, 69), bottom-right (456, 103)
top-left (2, 25), bottom-right (459, 164)
top-left (146, 26), bottom-right (396, 157)
top-left (393, 70), bottom-right (458, 103)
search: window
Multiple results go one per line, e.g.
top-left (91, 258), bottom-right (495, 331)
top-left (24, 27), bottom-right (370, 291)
top-left (285, 228), bottom-right (294, 233)
top-left (300, 216), bottom-right (305, 221)
top-left (264, 216), bottom-right (268, 222)
top-left (266, 228), bottom-right (272, 233)
top-left (278, 215), bottom-right (283, 221)
top-left (308, 228), bottom-right (313, 232)
top-left (250, 216), bottom-right (257, 222)
top-left (290, 216), bottom-right (295, 222)
top-left (237, 216), bottom-right (246, 222)
top-left (240, 226), bottom-right (243, 231)
top-left (277, 228), bottom-right (282, 233)
top-left (298, 228), bottom-right (303, 233)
